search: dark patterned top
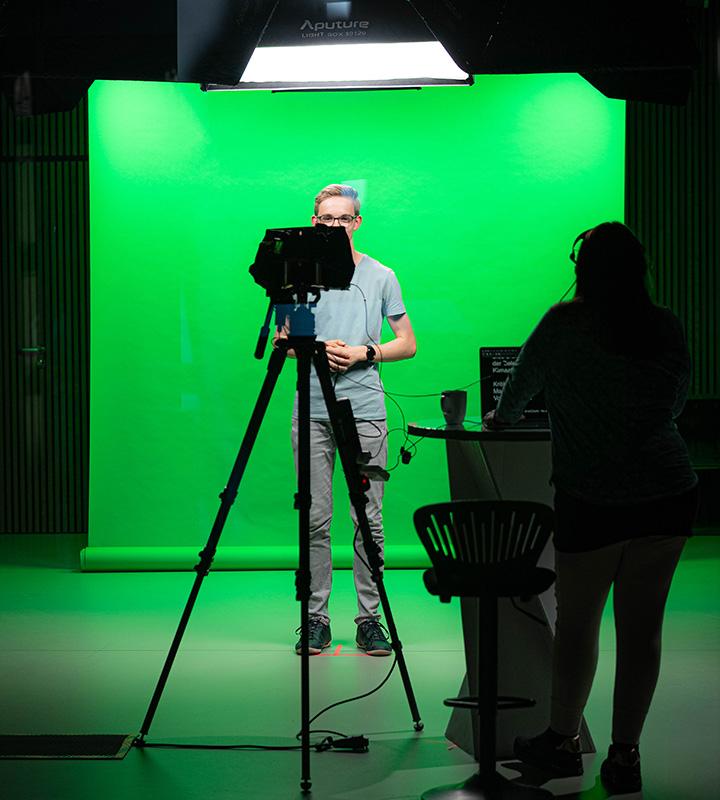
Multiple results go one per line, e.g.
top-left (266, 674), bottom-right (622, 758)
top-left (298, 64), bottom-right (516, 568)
top-left (496, 301), bottom-right (697, 504)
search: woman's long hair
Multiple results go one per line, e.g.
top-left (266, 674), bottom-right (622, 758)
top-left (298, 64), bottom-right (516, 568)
top-left (573, 222), bottom-right (664, 357)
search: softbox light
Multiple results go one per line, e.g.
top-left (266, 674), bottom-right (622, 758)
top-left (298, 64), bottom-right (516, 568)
top-left (202, 0), bottom-right (472, 91)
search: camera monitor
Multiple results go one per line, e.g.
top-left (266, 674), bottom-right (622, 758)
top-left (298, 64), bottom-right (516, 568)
top-left (250, 225), bottom-right (355, 300)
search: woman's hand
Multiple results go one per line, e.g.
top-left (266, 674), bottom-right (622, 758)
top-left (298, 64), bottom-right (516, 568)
top-left (483, 410), bottom-right (519, 429)
top-left (482, 410), bottom-right (499, 430)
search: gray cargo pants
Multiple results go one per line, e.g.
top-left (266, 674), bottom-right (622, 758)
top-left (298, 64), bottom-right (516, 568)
top-left (291, 417), bottom-right (387, 625)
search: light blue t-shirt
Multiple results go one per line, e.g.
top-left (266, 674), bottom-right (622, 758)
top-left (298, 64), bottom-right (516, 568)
top-left (292, 254), bottom-right (406, 420)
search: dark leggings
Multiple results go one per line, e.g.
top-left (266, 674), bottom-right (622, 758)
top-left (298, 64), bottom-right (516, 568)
top-left (550, 535), bottom-right (687, 744)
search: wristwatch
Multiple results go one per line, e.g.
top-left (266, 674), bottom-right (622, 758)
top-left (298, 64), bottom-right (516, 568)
top-left (366, 345), bottom-right (376, 363)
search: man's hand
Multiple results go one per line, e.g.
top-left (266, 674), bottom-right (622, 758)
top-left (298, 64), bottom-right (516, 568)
top-left (324, 340), bottom-right (365, 373)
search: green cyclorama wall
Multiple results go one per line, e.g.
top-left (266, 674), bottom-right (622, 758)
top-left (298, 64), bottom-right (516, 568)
top-left (85, 77), bottom-right (624, 571)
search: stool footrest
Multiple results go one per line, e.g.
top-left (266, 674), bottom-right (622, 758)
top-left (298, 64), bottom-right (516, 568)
top-left (498, 694), bottom-right (536, 710)
top-left (443, 694), bottom-right (536, 710)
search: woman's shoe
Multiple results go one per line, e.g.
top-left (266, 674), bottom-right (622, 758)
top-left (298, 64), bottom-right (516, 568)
top-left (513, 727), bottom-right (583, 776)
top-left (600, 744), bottom-right (642, 794)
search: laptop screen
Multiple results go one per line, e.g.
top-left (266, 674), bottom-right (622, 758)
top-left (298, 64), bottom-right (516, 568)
top-left (479, 347), bottom-right (549, 425)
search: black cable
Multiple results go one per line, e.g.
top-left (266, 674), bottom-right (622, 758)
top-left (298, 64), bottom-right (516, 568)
top-left (333, 282), bottom-right (488, 464)
top-left (557, 279), bottom-right (577, 304)
top-left (139, 731), bottom-right (372, 753)
top-left (345, 281), bottom-right (386, 381)
top-left (138, 738), bottom-right (334, 752)
top-left (364, 422), bottom-right (390, 462)
top-left (280, 285), bottom-right (404, 743)
top-left (349, 282), bottom-right (378, 347)
top-left (347, 281), bottom-right (447, 400)
top-left (360, 419), bottom-right (384, 441)
top-left (387, 437), bottom-right (423, 472)
top-left (333, 260), bottom-right (575, 404)
top-left (302, 728), bottom-right (348, 740)
top-left (299, 656), bottom-right (398, 735)
top-left (375, 427), bottom-right (422, 470)
top-left (286, 527), bottom-right (398, 744)
top-left (338, 370), bottom-right (487, 400)
top-left (384, 377), bottom-right (484, 399)
top-left (334, 372), bottom-right (431, 469)
top-left (337, 372), bottom-right (415, 467)
top-left (352, 522), bottom-right (372, 573)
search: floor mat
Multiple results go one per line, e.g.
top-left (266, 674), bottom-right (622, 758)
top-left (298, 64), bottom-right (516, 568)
top-left (0, 734), bottom-right (135, 759)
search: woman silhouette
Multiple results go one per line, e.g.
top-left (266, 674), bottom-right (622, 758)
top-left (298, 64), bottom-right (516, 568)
top-left (484, 222), bottom-right (698, 793)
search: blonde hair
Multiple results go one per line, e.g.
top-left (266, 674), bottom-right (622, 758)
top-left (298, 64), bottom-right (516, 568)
top-left (314, 184), bottom-right (360, 215)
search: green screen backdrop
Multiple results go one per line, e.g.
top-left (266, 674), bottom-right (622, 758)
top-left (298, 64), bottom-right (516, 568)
top-left (84, 76), bottom-right (624, 570)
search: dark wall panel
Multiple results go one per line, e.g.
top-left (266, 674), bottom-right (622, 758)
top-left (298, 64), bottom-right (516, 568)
top-left (0, 96), bottom-right (89, 533)
top-left (626, 1), bottom-right (719, 398)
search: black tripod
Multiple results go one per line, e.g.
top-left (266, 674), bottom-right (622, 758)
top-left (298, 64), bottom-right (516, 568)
top-left (134, 321), bottom-right (423, 793)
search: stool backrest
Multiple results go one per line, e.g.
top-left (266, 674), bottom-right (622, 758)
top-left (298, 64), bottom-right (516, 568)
top-left (413, 500), bottom-right (554, 573)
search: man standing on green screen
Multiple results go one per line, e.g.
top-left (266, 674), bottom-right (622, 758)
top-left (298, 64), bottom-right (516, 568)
top-left (278, 183), bottom-right (416, 656)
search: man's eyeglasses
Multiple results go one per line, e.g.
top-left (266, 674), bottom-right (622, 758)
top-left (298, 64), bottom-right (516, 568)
top-left (316, 214), bottom-right (358, 226)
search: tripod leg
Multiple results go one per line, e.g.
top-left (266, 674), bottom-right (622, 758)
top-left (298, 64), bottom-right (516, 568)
top-left (136, 346), bottom-right (288, 744)
top-left (359, 538), bottom-right (424, 731)
top-left (295, 346), bottom-right (313, 793)
top-left (312, 346), bottom-right (424, 732)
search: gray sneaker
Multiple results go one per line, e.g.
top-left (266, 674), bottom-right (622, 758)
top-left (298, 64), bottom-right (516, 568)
top-left (295, 618), bottom-right (331, 655)
top-left (356, 619), bottom-right (392, 656)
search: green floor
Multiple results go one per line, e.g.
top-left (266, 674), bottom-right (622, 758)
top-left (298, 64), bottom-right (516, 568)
top-left (0, 535), bottom-right (718, 800)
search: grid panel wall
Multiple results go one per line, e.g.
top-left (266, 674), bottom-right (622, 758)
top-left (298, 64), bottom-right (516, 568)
top-left (0, 94), bottom-right (89, 533)
top-left (625, 2), bottom-right (719, 398)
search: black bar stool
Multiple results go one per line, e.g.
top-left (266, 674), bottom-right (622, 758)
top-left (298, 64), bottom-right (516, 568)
top-left (414, 500), bottom-right (557, 800)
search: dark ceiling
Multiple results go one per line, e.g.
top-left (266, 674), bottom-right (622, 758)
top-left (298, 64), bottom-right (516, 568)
top-left (0, 1), bottom-right (701, 111)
